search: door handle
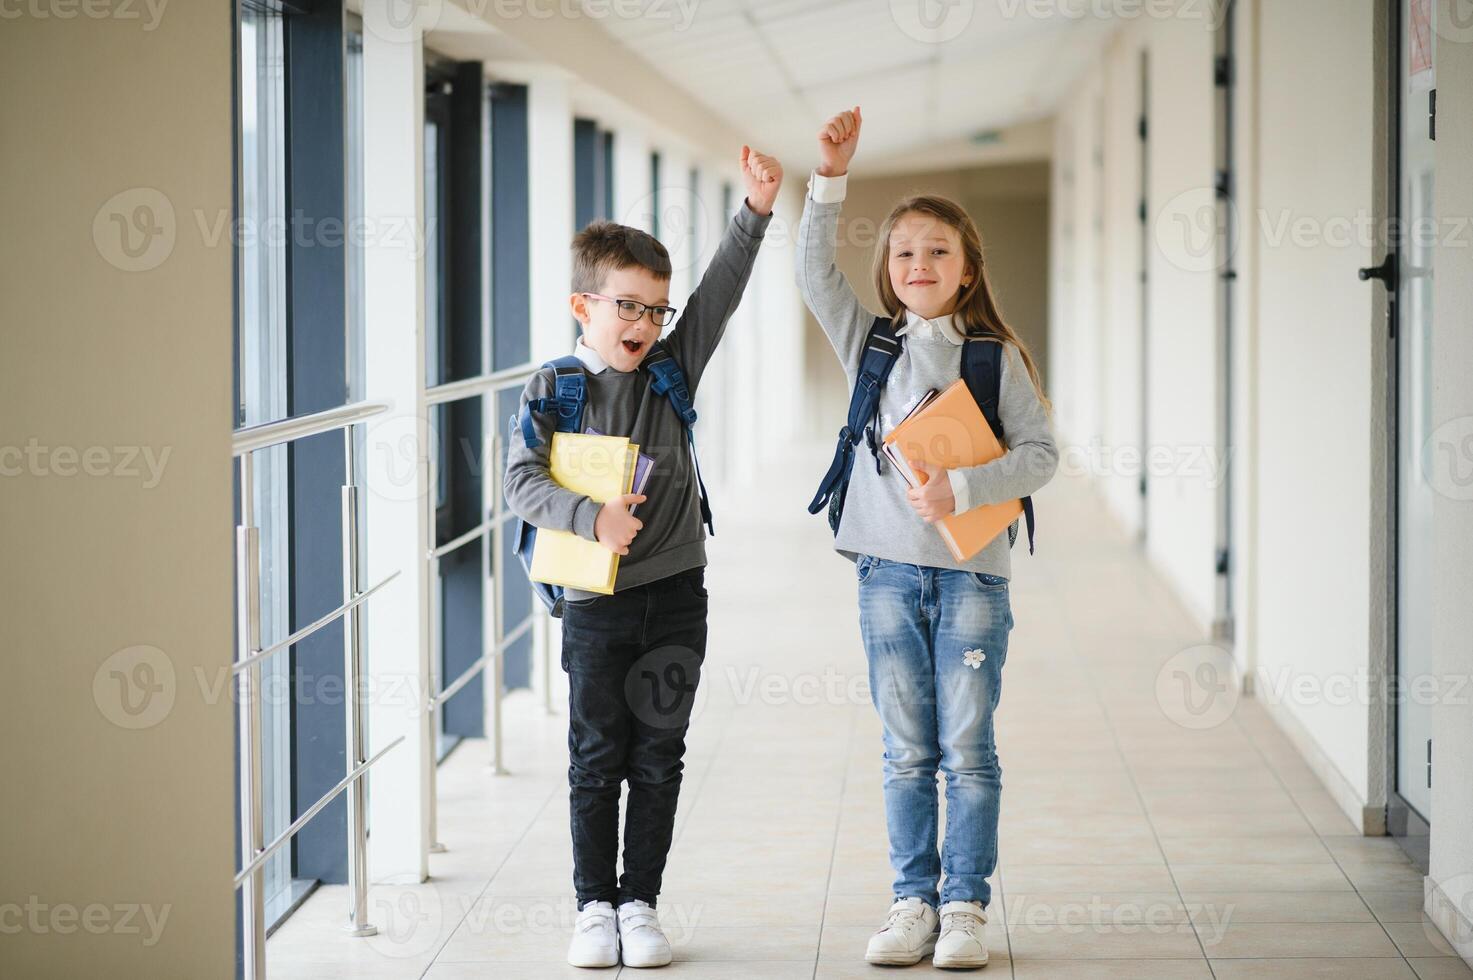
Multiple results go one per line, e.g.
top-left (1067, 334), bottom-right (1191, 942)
top-left (1358, 254), bottom-right (1398, 292)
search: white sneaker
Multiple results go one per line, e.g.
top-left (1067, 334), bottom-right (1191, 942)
top-left (864, 897), bottom-right (940, 965)
top-left (933, 900), bottom-right (989, 969)
top-left (617, 899), bottom-right (673, 968)
top-left (567, 901), bottom-right (619, 968)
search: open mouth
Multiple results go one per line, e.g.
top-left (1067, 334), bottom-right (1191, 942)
top-left (621, 339), bottom-right (645, 355)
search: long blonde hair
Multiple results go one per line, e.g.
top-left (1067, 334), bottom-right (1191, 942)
top-left (871, 194), bottom-right (1052, 414)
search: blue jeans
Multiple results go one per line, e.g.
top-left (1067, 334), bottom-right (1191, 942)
top-left (856, 555), bottom-right (1012, 909)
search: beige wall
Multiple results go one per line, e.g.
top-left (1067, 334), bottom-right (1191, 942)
top-left (801, 162), bottom-right (1051, 438)
top-left (1251, 0), bottom-right (1386, 824)
top-left (0, 8), bottom-right (236, 979)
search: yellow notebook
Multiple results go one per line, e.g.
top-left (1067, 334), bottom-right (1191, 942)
top-left (529, 433), bottom-right (638, 595)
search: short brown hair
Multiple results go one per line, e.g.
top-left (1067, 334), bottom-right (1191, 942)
top-left (571, 221), bottom-right (672, 294)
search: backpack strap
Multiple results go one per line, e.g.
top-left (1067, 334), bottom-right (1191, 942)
top-left (960, 339), bottom-right (1035, 554)
top-left (807, 316), bottom-right (903, 515)
top-left (518, 355), bottom-right (587, 448)
top-left (642, 341), bottom-right (715, 536)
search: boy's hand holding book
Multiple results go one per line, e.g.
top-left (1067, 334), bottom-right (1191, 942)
top-left (594, 494), bottom-right (646, 556)
top-left (905, 460), bottom-right (955, 524)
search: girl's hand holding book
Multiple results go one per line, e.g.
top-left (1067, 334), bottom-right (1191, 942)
top-left (905, 460), bottom-right (956, 524)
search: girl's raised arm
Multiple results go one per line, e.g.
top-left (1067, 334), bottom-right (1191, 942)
top-left (795, 107), bottom-right (877, 375)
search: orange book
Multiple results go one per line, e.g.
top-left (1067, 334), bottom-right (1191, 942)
top-left (882, 378), bottom-right (1024, 561)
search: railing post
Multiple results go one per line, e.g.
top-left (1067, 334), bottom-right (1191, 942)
top-left (425, 414), bottom-right (447, 852)
top-left (489, 427), bottom-right (509, 775)
top-left (237, 454), bottom-right (267, 980)
top-left (341, 430), bottom-right (377, 936)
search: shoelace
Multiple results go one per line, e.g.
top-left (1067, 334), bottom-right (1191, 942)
top-left (941, 911), bottom-right (982, 937)
top-left (882, 905), bottom-right (923, 933)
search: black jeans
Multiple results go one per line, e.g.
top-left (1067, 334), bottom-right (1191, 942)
top-left (560, 565), bottom-right (708, 910)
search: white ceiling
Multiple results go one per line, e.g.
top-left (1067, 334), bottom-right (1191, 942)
top-left (587, 0), bottom-right (1122, 173)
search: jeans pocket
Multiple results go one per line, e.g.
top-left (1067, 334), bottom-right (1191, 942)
top-left (968, 571), bottom-right (1009, 591)
top-left (685, 568), bottom-right (710, 599)
top-left (856, 554), bottom-right (877, 584)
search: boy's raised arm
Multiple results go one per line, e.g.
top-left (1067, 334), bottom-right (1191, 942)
top-left (796, 106), bottom-right (875, 373)
top-left (661, 145), bottom-right (780, 392)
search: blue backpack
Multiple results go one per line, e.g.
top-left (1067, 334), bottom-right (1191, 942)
top-left (807, 316), bottom-right (1036, 553)
top-left (511, 340), bottom-right (711, 617)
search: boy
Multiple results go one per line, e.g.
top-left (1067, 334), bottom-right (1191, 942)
top-left (504, 144), bottom-right (783, 969)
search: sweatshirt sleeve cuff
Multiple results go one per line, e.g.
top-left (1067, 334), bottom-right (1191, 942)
top-left (573, 498), bottom-right (601, 543)
top-left (948, 468), bottom-right (973, 515)
top-left (735, 198), bottom-right (774, 236)
top-left (808, 170), bottom-right (847, 204)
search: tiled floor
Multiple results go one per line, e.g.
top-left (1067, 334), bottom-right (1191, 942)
top-left (269, 460), bottom-right (1467, 979)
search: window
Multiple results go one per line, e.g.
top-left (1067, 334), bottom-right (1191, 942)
top-left (574, 118), bottom-right (614, 342)
top-left (490, 82), bottom-right (536, 689)
top-left (236, 1), bottom-right (295, 929)
top-left (425, 61), bottom-right (489, 756)
top-left (235, 0), bottom-right (357, 936)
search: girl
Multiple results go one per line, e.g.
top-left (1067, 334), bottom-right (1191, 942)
top-left (796, 107), bottom-right (1058, 970)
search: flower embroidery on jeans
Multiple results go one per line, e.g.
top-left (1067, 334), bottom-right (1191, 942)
top-left (963, 648), bottom-right (986, 669)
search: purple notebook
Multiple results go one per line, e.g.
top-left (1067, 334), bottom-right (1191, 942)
top-left (585, 428), bottom-right (653, 515)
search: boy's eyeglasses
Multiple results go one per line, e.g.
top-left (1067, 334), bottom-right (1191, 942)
top-left (581, 293), bottom-right (678, 328)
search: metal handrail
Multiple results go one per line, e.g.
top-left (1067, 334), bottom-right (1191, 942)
top-left (233, 399), bottom-right (390, 456)
top-left (234, 403), bottom-right (394, 976)
top-left (423, 362), bottom-right (537, 406)
top-left (232, 571), bottom-right (401, 675)
top-left (428, 519), bottom-right (494, 561)
top-left (422, 361), bottom-right (546, 855)
top-left (233, 735), bottom-right (404, 887)
top-left (431, 612), bottom-right (536, 710)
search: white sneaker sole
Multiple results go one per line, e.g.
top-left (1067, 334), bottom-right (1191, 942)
top-left (933, 948), bottom-right (989, 969)
top-left (621, 946), bottom-right (674, 968)
top-left (865, 934), bottom-right (938, 966)
top-left (567, 934), bottom-right (620, 968)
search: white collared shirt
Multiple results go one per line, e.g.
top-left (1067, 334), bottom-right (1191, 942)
top-left (573, 336), bottom-right (610, 375)
top-left (897, 309), bottom-right (966, 346)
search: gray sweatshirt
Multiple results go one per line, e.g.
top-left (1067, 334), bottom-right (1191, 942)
top-left (504, 202), bottom-right (772, 599)
top-left (796, 173), bottom-right (1059, 579)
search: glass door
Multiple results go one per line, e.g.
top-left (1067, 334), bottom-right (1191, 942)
top-left (1393, 0), bottom-right (1435, 831)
